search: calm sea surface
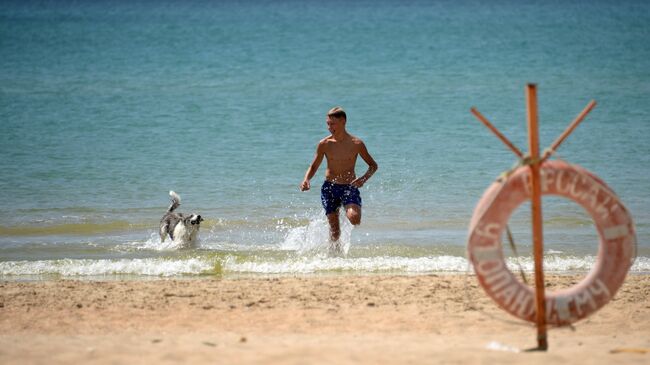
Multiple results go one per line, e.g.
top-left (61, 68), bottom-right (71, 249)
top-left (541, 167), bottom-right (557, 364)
top-left (1, 0), bottom-right (649, 278)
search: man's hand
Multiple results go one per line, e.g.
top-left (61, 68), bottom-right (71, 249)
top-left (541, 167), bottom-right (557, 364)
top-left (300, 179), bottom-right (311, 191)
top-left (350, 177), bottom-right (365, 188)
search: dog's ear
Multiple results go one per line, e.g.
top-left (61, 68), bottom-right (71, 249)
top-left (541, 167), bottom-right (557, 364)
top-left (198, 215), bottom-right (204, 222)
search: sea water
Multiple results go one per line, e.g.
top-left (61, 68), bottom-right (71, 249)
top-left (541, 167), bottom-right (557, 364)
top-left (1, 0), bottom-right (649, 279)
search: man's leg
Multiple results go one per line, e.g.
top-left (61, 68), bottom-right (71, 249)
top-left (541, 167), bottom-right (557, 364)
top-left (326, 210), bottom-right (342, 254)
top-left (345, 204), bottom-right (362, 226)
top-left (326, 210), bottom-right (341, 242)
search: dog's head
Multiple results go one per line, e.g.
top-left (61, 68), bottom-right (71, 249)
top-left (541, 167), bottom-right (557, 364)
top-left (183, 214), bottom-right (204, 228)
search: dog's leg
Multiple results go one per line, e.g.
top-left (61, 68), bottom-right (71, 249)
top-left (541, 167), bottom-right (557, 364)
top-left (160, 224), bottom-right (169, 242)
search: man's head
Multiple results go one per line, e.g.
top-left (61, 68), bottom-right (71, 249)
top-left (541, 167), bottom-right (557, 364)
top-left (326, 106), bottom-right (347, 134)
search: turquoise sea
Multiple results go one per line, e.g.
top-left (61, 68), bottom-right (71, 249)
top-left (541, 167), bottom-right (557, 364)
top-left (1, 0), bottom-right (649, 279)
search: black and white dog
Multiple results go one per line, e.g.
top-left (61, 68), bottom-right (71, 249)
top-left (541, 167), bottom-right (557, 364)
top-left (159, 191), bottom-right (203, 247)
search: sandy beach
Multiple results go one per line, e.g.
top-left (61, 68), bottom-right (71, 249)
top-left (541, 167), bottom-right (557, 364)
top-left (1, 274), bottom-right (648, 364)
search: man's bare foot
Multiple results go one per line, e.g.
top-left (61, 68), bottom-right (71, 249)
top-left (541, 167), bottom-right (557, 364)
top-left (328, 241), bottom-right (343, 257)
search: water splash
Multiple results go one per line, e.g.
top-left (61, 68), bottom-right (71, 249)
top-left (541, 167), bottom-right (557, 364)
top-left (279, 213), bottom-right (354, 255)
top-left (118, 232), bottom-right (201, 251)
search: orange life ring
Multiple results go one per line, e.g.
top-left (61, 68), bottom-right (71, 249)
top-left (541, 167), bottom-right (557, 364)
top-left (467, 159), bottom-right (636, 326)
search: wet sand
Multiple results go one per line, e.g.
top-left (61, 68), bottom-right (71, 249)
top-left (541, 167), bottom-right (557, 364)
top-left (1, 274), bottom-right (649, 364)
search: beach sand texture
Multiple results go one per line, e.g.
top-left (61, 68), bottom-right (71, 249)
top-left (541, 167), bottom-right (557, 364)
top-left (1, 274), bottom-right (649, 364)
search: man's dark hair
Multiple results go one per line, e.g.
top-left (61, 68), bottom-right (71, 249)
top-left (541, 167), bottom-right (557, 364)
top-left (327, 106), bottom-right (346, 121)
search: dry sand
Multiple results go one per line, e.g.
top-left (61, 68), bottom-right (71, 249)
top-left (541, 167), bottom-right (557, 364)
top-left (1, 274), bottom-right (649, 364)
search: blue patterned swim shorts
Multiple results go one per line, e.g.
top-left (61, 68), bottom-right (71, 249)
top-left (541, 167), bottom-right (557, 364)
top-left (320, 181), bottom-right (362, 215)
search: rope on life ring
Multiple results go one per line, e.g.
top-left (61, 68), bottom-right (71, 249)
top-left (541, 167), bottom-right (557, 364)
top-left (467, 159), bottom-right (636, 326)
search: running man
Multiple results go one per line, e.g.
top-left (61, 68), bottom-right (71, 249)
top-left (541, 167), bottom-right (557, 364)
top-left (300, 107), bottom-right (378, 252)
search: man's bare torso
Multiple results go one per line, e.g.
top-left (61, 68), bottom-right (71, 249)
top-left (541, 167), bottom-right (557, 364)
top-left (322, 134), bottom-right (362, 184)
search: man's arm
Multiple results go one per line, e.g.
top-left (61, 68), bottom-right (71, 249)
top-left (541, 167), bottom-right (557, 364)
top-left (351, 141), bottom-right (378, 188)
top-left (300, 141), bottom-right (326, 191)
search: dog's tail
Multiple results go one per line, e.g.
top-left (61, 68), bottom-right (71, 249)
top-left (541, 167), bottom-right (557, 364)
top-left (167, 191), bottom-right (181, 213)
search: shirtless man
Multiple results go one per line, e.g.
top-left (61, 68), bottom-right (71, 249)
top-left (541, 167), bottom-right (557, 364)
top-left (300, 107), bottom-right (378, 252)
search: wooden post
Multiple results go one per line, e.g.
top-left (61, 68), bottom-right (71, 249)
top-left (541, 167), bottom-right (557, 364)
top-left (470, 107), bottom-right (525, 158)
top-left (526, 84), bottom-right (548, 350)
top-left (470, 85), bottom-right (597, 350)
top-left (541, 100), bottom-right (596, 162)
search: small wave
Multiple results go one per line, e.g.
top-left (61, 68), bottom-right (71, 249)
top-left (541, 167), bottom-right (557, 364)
top-left (0, 257), bottom-right (214, 277)
top-left (223, 255), bottom-right (468, 274)
top-left (1, 254), bottom-right (648, 279)
top-left (223, 255), bottom-right (650, 275)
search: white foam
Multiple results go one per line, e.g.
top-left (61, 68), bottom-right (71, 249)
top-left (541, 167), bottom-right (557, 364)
top-left (1, 255), bottom-right (648, 278)
top-left (507, 255), bottom-right (649, 272)
top-left (223, 255), bottom-right (650, 275)
top-left (224, 255), bottom-right (468, 274)
top-left (0, 257), bottom-right (212, 277)
top-left (264, 253), bottom-right (627, 274)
